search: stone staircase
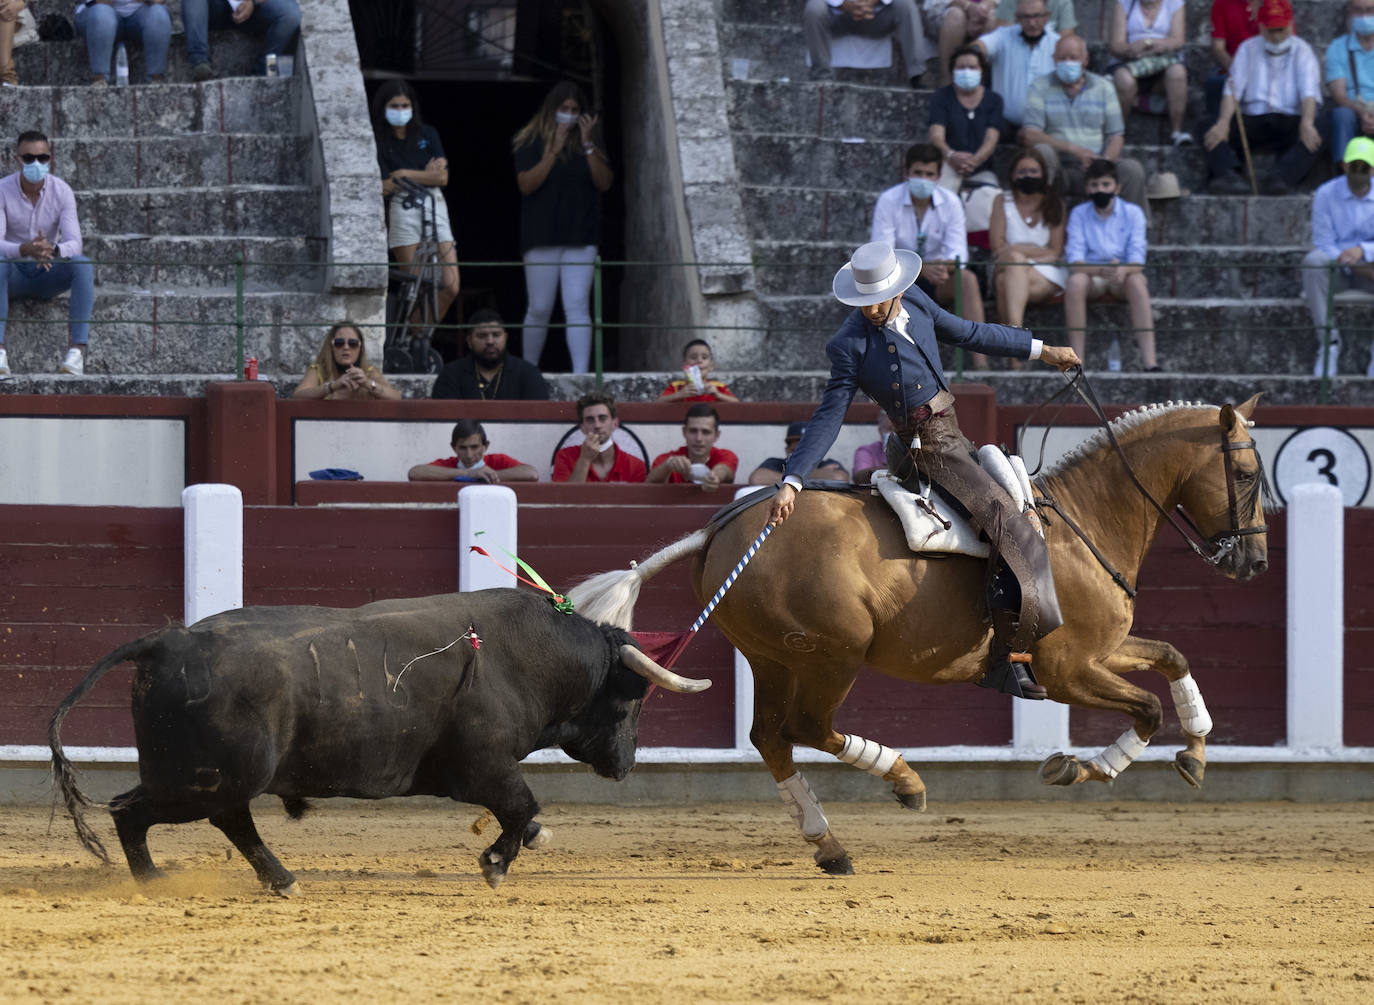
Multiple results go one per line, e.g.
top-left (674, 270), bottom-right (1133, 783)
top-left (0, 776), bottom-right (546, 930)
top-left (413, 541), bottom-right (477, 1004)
top-left (0, 0), bottom-right (384, 396)
top-left (714, 0), bottom-right (1374, 405)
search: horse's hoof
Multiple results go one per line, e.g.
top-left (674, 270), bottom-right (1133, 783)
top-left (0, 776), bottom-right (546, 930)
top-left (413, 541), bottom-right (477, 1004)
top-left (895, 789), bottom-right (927, 812)
top-left (480, 851), bottom-right (507, 890)
top-left (270, 880), bottom-right (302, 899)
top-left (523, 823), bottom-right (552, 850)
top-left (815, 853), bottom-right (854, 876)
top-left (1174, 753), bottom-right (1205, 789)
top-left (1039, 752), bottom-right (1080, 786)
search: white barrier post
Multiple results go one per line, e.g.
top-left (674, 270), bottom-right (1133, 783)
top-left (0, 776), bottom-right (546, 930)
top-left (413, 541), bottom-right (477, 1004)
top-left (458, 485), bottom-right (518, 591)
top-left (1012, 696), bottom-right (1070, 754)
top-left (1287, 483), bottom-right (1344, 750)
top-left (183, 483), bottom-right (243, 626)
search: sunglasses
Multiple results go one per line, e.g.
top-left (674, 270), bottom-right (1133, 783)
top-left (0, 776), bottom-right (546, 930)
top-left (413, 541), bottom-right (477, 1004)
top-left (20, 153), bottom-right (51, 164)
top-left (333, 338), bottom-right (361, 349)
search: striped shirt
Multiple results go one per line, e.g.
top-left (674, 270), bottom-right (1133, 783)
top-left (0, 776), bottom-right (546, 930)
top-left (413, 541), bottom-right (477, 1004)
top-left (1022, 72), bottom-right (1123, 155)
top-left (1224, 34), bottom-right (1322, 117)
top-left (979, 24), bottom-right (1060, 125)
top-left (1066, 198), bottom-right (1147, 266)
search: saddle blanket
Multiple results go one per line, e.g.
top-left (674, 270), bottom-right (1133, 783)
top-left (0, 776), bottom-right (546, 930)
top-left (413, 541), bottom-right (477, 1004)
top-left (873, 446), bottom-right (1038, 558)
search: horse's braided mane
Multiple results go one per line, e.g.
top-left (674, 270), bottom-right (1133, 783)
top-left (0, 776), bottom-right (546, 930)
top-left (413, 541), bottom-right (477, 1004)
top-left (1040, 400), bottom-right (1219, 478)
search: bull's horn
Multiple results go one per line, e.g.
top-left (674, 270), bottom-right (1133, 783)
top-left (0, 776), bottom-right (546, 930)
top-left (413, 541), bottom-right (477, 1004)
top-left (620, 645), bottom-right (712, 694)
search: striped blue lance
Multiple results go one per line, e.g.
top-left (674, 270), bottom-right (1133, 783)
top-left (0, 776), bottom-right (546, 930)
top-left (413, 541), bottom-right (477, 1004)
top-left (688, 523), bottom-right (773, 633)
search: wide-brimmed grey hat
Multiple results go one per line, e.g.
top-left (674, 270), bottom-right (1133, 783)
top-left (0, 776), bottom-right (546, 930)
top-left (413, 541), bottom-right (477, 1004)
top-left (832, 241), bottom-right (923, 307)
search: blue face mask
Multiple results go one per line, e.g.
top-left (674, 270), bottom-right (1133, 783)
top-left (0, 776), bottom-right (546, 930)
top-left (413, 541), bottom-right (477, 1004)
top-left (1055, 60), bottom-right (1083, 84)
top-left (384, 107), bottom-right (412, 127)
top-left (1355, 15), bottom-right (1374, 35)
top-left (21, 160), bottom-right (49, 184)
top-left (907, 177), bottom-right (937, 200)
top-left (952, 68), bottom-right (983, 91)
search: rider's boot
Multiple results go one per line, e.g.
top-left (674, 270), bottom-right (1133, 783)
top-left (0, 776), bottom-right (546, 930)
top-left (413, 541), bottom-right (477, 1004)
top-left (977, 607), bottom-right (1048, 700)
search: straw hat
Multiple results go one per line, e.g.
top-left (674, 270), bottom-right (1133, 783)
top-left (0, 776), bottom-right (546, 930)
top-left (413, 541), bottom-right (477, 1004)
top-left (1144, 172), bottom-right (1189, 200)
top-left (832, 241), bottom-right (923, 307)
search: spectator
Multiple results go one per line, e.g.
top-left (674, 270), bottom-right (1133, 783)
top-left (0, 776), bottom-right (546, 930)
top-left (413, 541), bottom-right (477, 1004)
top-left (989, 146), bottom-right (1067, 337)
top-left (1207, 0), bottom-right (1261, 120)
top-left (851, 413), bottom-right (896, 483)
top-left (552, 390), bottom-right (647, 483)
top-left (180, 0), bottom-right (300, 81)
top-left (974, 0), bottom-right (1059, 129)
top-left (513, 81), bottom-right (613, 375)
top-left (1023, 34), bottom-right (1150, 210)
top-left (647, 404), bottom-right (739, 493)
top-left (803, 0), bottom-right (931, 87)
top-left (924, 0), bottom-right (997, 87)
top-left (748, 422), bottom-right (849, 485)
top-left (1301, 136), bottom-right (1374, 378)
top-left (407, 419), bottom-right (538, 483)
top-left (373, 80), bottom-right (460, 330)
top-left (1107, 0), bottom-right (1191, 147)
top-left (872, 143), bottom-right (988, 360)
top-left (431, 309), bottom-right (549, 401)
top-left (74, 1), bottom-right (171, 85)
top-left (659, 338), bottom-right (739, 403)
top-left (0, 0), bottom-right (23, 86)
top-left (292, 322), bottom-right (402, 400)
top-left (1064, 159), bottom-right (1158, 371)
top-left (0, 130), bottom-right (93, 379)
top-left (928, 43), bottom-right (1005, 194)
top-left (1201, 0), bottom-right (1325, 195)
top-left (993, 0), bottom-right (1076, 34)
top-left (1326, 0), bottom-right (1374, 168)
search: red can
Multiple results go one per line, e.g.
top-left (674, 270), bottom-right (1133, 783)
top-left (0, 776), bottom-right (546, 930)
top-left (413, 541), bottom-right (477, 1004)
top-left (244, 357), bottom-right (258, 380)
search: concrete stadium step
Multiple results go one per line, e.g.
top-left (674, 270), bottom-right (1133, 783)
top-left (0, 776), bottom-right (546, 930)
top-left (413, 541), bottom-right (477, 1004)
top-left (74, 184), bottom-right (319, 237)
top-left (13, 30), bottom-right (265, 86)
top-left (82, 235), bottom-right (327, 291)
top-left (47, 134), bottom-right (313, 190)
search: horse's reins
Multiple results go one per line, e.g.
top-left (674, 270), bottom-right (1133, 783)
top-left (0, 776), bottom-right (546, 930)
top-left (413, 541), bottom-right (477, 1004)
top-left (1023, 369), bottom-right (1268, 596)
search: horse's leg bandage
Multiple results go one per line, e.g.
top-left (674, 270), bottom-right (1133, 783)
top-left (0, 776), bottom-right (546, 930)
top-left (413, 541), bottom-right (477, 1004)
top-left (1169, 674), bottom-right (1213, 737)
top-left (836, 734), bottom-right (900, 778)
top-left (1088, 728), bottom-right (1150, 779)
top-left (776, 772), bottom-right (829, 841)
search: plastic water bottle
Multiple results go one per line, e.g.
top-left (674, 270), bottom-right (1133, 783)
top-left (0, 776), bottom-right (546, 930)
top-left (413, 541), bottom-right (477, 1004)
top-left (115, 44), bottom-right (129, 87)
top-left (1106, 336), bottom-right (1122, 372)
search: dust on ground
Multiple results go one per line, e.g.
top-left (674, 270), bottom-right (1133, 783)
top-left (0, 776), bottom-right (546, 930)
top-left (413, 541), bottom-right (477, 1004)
top-left (2, 799), bottom-right (1371, 1004)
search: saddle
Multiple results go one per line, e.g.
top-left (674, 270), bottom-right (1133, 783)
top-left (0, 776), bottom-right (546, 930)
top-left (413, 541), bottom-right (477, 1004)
top-left (873, 446), bottom-right (1041, 558)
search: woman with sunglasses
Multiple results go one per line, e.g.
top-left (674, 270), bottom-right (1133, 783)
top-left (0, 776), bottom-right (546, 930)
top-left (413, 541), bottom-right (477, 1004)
top-left (293, 323), bottom-right (401, 400)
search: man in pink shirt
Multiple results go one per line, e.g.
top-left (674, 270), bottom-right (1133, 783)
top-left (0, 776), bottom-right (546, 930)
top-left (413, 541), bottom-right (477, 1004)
top-left (0, 130), bottom-right (94, 379)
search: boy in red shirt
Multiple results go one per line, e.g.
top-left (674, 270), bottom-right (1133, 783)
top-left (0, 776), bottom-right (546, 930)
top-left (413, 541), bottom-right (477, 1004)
top-left (408, 419), bottom-right (537, 483)
top-left (647, 404), bottom-right (739, 493)
top-left (658, 339), bottom-right (739, 403)
top-left (552, 390), bottom-right (648, 483)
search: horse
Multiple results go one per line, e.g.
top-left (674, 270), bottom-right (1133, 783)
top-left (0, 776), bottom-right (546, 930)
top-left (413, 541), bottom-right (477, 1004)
top-left (569, 396), bottom-right (1270, 874)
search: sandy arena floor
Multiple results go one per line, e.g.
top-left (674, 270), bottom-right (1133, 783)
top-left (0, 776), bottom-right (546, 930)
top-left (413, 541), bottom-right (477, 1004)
top-left (1, 798), bottom-right (1371, 1004)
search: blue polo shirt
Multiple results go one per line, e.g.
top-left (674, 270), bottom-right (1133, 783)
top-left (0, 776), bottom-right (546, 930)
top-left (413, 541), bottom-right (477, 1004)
top-left (1324, 32), bottom-right (1374, 104)
top-left (1066, 197), bottom-right (1147, 265)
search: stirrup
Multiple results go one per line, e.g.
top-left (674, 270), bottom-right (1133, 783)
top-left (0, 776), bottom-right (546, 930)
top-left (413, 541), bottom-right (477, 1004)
top-left (978, 651), bottom-right (1048, 700)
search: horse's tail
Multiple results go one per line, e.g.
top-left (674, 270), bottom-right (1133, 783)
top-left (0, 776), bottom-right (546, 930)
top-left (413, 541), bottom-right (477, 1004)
top-left (49, 634), bottom-right (162, 864)
top-left (570, 529), bottom-right (710, 630)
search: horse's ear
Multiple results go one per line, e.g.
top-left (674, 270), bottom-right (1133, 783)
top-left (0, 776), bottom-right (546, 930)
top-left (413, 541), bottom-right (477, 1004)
top-left (1219, 403), bottom-right (1237, 431)
top-left (1235, 393), bottom-right (1262, 421)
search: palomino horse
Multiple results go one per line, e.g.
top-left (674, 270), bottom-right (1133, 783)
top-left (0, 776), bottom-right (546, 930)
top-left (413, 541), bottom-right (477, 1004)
top-left (570, 397), bottom-right (1270, 874)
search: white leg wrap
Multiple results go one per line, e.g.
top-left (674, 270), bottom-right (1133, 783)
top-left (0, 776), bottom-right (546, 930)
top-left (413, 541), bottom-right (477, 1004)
top-left (777, 772), bottom-right (830, 841)
top-left (1169, 674), bottom-right (1213, 737)
top-left (1087, 728), bottom-right (1150, 779)
top-left (836, 734), bottom-right (900, 778)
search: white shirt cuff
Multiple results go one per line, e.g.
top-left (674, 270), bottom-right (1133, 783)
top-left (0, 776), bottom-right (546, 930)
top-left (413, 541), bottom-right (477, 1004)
top-left (1028, 338), bottom-right (1043, 360)
top-left (783, 475), bottom-right (804, 492)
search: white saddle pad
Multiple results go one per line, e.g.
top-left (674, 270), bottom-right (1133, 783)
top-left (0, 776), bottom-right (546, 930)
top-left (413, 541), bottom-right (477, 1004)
top-left (872, 445), bottom-right (1039, 558)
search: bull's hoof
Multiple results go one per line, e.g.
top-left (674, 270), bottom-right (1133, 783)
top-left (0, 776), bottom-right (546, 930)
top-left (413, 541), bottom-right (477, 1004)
top-left (815, 853), bottom-right (854, 876)
top-left (132, 867), bottom-right (168, 883)
top-left (480, 851), bottom-right (508, 890)
top-left (269, 880), bottom-right (302, 899)
top-left (895, 789), bottom-right (927, 812)
top-left (1174, 752), bottom-right (1205, 789)
top-left (1039, 752), bottom-right (1081, 786)
top-left (523, 823), bottom-right (552, 850)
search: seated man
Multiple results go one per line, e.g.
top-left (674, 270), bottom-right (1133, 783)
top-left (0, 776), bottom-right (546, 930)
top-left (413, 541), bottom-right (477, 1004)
top-left (647, 404), bottom-right (739, 493)
top-left (1201, 0), bottom-right (1324, 195)
top-left (1325, 0), bottom-right (1374, 169)
top-left (851, 413), bottom-right (896, 484)
top-left (974, 0), bottom-right (1059, 130)
top-left (1301, 137), bottom-right (1374, 378)
top-left (1064, 159), bottom-right (1159, 371)
top-left (994, 0), bottom-right (1075, 32)
top-left (407, 419), bottom-right (538, 483)
top-left (749, 422), bottom-right (849, 485)
top-left (181, 0), bottom-right (301, 81)
top-left (0, 130), bottom-right (94, 379)
top-left (552, 390), bottom-right (647, 484)
top-left (1022, 34), bottom-right (1148, 210)
top-left (923, 0), bottom-right (997, 87)
top-left (803, 0), bottom-right (930, 87)
top-left (430, 309), bottom-right (549, 401)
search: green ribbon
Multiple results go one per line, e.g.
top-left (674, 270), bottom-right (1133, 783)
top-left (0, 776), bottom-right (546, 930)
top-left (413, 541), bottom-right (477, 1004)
top-left (499, 547), bottom-right (575, 615)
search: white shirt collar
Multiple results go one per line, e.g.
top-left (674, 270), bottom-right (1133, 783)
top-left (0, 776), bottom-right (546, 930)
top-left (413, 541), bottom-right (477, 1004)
top-left (885, 305), bottom-right (914, 345)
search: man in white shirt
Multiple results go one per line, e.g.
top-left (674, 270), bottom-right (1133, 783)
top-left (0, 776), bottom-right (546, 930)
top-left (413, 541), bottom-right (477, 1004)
top-left (974, 0), bottom-right (1059, 126)
top-left (871, 142), bottom-right (987, 335)
top-left (1201, 0), bottom-right (1326, 194)
top-left (1302, 136), bottom-right (1374, 377)
top-left (804, 0), bottom-right (932, 86)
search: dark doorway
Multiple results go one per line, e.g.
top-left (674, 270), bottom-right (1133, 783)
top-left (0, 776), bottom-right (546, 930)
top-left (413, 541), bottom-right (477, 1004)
top-left (348, 0), bottom-right (626, 373)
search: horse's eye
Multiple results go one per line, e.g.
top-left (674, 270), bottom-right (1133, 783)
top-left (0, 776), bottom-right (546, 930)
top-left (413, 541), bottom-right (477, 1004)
top-left (1236, 470), bottom-right (1256, 482)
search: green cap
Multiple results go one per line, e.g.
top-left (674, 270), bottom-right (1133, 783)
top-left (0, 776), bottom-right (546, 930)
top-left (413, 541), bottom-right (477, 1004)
top-left (1344, 136), bottom-right (1374, 166)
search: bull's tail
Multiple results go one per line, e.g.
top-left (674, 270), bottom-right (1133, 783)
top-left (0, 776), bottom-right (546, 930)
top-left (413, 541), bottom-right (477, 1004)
top-left (48, 635), bottom-right (159, 864)
top-left (569, 529), bottom-right (709, 630)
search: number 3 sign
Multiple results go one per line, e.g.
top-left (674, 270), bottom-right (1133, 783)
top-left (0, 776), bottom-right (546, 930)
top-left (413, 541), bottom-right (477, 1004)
top-left (1273, 427), bottom-right (1372, 507)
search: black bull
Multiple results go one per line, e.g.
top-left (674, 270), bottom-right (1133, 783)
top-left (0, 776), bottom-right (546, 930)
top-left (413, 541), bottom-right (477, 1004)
top-left (49, 590), bottom-right (709, 892)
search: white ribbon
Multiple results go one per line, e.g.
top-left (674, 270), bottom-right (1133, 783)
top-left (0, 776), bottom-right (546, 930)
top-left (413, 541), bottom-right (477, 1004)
top-left (853, 262), bottom-right (903, 295)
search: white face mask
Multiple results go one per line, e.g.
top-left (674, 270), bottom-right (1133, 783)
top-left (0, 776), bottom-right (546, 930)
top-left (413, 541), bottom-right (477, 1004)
top-left (1264, 40), bottom-right (1291, 56)
top-left (555, 110), bottom-right (579, 126)
top-left (457, 458), bottom-right (487, 470)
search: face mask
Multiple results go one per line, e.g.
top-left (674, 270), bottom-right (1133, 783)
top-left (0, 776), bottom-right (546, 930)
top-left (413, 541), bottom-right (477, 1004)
top-left (1054, 60), bottom-right (1083, 84)
top-left (907, 177), bottom-right (937, 200)
top-left (555, 110), bottom-right (579, 127)
top-left (952, 68), bottom-right (982, 91)
top-left (384, 107), bottom-right (412, 127)
top-left (1264, 41), bottom-right (1291, 56)
top-left (21, 160), bottom-right (49, 184)
top-left (1090, 190), bottom-right (1115, 209)
top-left (1355, 16), bottom-right (1374, 35)
top-left (1012, 176), bottom-right (1046, 194)
top-left (457, 458), bottom-right (487, 471)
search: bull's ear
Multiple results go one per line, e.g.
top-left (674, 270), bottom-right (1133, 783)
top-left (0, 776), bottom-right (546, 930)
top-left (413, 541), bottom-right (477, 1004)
top-left (620, 645), bottom-right (711, 694)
